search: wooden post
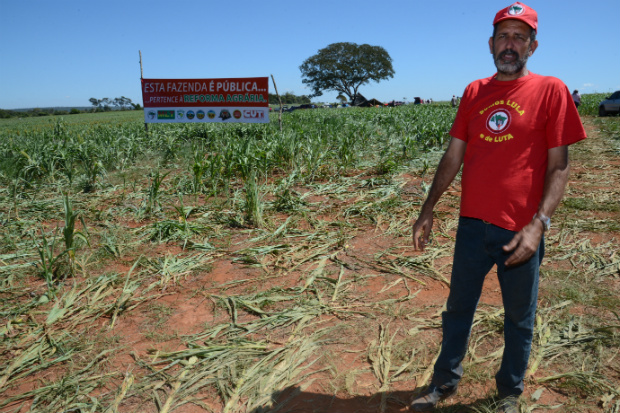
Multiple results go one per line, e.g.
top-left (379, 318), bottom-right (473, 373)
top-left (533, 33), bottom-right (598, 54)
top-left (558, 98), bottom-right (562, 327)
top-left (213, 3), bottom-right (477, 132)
top-left (139, 51), bottom-right (148, 134)
top-left (270, 74), bottom-right (283, 132)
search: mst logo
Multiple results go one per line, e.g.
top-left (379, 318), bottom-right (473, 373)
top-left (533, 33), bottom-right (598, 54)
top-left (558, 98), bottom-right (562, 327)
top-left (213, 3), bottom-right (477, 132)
top-left (486, 109), bottom-right (511, 133)
top-left (508, 3), bottom-right (524, 15)
top-left (243, 110), bottom-right (265, 120)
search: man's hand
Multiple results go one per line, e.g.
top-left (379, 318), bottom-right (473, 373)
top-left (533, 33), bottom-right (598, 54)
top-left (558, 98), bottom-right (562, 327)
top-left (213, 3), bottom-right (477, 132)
top-left (410, 138), bottom-right (466, 252)
top-left (503, 220), bottom-right (544, 266)
top-left (503, 145), bottom-right (570, 267)
top-left (412, 212), bottom-right (433, 251)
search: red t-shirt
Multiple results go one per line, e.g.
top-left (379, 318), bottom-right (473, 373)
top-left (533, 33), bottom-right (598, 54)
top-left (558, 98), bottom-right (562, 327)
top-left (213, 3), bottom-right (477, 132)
top-left (450, 72), bottom-right (587, 231)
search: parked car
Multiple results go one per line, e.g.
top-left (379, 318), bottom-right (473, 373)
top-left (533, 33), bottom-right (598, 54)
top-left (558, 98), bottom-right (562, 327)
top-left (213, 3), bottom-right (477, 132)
top-left (599, 91), bottom-right (620, 116)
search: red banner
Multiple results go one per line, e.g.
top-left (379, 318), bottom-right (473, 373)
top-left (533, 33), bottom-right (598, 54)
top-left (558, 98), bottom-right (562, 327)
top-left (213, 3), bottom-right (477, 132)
top-left (141, 77), bottom-right (269, 108)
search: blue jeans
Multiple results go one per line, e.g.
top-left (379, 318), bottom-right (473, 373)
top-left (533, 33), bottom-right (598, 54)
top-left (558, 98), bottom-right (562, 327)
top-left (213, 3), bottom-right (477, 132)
top-left (431, 217), bottom-right (543, 397)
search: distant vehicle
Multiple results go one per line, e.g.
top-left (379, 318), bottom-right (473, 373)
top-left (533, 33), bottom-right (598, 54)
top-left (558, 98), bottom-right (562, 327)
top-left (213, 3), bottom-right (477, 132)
top-left (599, 91), bottom-right (620, 116)
top-left (297, 104), bottom-right (316, 109)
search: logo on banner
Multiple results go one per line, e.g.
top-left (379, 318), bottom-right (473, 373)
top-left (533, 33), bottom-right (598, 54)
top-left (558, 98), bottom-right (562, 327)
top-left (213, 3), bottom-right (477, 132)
top-left (207, 110), bottom-right (216, 119)
top-left (187, 110), bottom-right (195, 120)
top-left (486, 109), bottom-right (511, 133)
top-left (177, 110), bottom-right (185, 119)
top-left (197, 110), bottom-right (205, 120)
top-left (148, 111), bottom-right (156, 120)
top-left (219, 109), bottom-right (231, 121)
top-left (243, 109), bottom-right (265, 120)
top-left (157, 110), bottom-right (175, 120)
top-left (233, 110), bottom-right (242, 119)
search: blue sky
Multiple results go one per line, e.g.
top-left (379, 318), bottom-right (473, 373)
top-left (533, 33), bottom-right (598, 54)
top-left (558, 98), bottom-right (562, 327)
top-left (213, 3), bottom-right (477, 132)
top-left (1, 0), bottom-right (618, 109)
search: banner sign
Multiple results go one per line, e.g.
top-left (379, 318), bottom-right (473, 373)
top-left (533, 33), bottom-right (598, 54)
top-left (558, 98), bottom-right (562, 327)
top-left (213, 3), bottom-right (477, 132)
top-left (141, 77), bottom-right (269, 124)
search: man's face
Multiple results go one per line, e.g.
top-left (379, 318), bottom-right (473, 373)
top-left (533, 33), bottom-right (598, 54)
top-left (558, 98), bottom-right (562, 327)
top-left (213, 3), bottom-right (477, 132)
top-left (489, 20), bottom-right (538, 78)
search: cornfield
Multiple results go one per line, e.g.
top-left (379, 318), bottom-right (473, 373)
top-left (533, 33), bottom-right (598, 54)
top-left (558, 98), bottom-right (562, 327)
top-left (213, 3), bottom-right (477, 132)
top-left (0, 101), bottom-right (618, 413)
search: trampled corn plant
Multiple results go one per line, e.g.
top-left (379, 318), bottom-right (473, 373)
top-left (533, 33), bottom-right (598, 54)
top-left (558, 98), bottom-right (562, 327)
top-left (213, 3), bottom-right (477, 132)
top-left (5, 173), bottom-right (25, 221)
top-left (244, 168), bottom-right (264, 227)
top-left (190, 150), bottom-right (208, 195)
top-left (35, 225), bottom-right (64, 295)
top-left (53, 145), bottom-right (77, 186)
top-left (34, 195), bottom-right (89, 293)
top-left (144, 169), bottom-right (169, 216)
top-left (147, 218), bottom-right (206, 244)
top-left (76, 141), bottom-right (106, 193)
top-left (271, 130), bottom-right (300, 171)
top-left (273, 183), bottom-right (308, 213)
top-left (159, 130), bottom-right (179, 164)
top-left (368, 324), bottom-right (417, 413)
top-left (18, 149), bottom-right (49, 183)
top-left (61, 194), bottom-right (89, 275)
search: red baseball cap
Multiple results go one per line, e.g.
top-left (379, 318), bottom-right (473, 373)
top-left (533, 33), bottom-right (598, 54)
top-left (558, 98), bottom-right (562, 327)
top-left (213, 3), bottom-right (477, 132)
top-left (493, 2), bottom-right (538, 33)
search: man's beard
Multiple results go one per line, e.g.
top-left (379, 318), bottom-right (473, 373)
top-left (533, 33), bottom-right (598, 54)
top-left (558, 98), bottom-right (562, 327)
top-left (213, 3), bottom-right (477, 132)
top-left (493, 48), bottom-right (530, 75)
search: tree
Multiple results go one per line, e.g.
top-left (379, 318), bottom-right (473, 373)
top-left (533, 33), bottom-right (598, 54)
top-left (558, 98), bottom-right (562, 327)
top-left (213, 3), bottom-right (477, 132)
top-left (122, 96), bottom-right (133, 109)
top-left (101, 98), bottom-right (111, 111)
top-left (90, 96), bottom-right (136, 111)
top-left (300, 42), bottom-right (394, 106)
top-left (114, 96), bottom-right (133, 110)
top-left (89, 98), bottom-right (102, 111)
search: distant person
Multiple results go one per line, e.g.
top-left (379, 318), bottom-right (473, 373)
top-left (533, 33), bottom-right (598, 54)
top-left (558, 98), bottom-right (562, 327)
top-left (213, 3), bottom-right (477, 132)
top-left (410, 3), bottom-right (586, 413)
top-left (572, 89), bottom-right (581, 108)
top-left (451, 95), bottom-right (458, 107)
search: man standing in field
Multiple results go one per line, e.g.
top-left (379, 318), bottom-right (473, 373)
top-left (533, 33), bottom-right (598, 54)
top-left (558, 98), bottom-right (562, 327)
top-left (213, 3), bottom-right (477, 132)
top-left (409, 3), bottom-right (586, 412)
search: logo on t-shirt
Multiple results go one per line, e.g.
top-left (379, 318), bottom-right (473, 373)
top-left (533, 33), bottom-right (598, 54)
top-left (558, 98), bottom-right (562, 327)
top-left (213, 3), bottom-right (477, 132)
top-left (486, 109), bottom-right (511, 133)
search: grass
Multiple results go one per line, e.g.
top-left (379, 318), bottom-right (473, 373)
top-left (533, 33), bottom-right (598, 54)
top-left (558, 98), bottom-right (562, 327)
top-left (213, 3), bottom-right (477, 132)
top-left (0, 107), bottom-right (618, 412)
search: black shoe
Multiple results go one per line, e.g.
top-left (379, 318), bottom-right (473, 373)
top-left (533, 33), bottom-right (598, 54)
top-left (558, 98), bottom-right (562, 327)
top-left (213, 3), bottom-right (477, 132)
top-left (496, 396), bottom-right (519, 413)
top-left (409, 384), bottom-right (457, 412)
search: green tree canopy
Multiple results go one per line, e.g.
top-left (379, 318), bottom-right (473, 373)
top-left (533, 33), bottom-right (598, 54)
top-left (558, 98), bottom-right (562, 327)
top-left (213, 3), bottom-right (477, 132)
top-left (299, 42), bottom-right (395, 105)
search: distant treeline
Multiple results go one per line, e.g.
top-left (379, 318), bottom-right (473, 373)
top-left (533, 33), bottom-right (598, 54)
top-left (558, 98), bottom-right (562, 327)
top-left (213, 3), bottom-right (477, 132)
top-left (268, 92), bottom-right (311, 104)
top-left (0, 96), bottom-right (144, 119)
top-left (0, 106), bottom-right (143, 119)
top-left (0, 107), bottom-right (89, 119)
top-left (89, 97), bottom-right (141, 112)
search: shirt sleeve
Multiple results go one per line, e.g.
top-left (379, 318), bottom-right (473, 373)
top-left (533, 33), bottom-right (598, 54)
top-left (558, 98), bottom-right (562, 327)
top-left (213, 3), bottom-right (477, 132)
top-left (449, 84), bottom-right (474, 142)
top-left (544, 79), bottom-right (587, 148)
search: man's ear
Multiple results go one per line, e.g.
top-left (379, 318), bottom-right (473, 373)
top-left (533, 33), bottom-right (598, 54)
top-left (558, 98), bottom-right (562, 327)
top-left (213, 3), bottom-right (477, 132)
top-left (488, 37), bottom-right (494, 54)
top-left (529, 39), bottom-right (539, 56)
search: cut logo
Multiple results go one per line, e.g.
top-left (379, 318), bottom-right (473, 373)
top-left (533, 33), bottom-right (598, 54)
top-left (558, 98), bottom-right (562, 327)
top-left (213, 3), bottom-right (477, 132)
top-left (243, 110), bottom-right (265, 120)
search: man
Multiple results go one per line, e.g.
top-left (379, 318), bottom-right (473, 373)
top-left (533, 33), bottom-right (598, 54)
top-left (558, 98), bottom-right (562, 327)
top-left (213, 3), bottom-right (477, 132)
top-left (409, 3), bottom-right (586, 413)
top-left (451, 95), bottom-right (458, 107)
top-left (572, 89), bottom-right (582, 108)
